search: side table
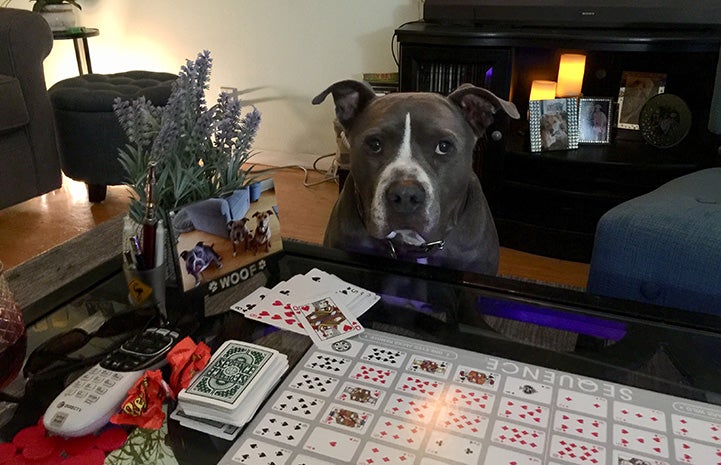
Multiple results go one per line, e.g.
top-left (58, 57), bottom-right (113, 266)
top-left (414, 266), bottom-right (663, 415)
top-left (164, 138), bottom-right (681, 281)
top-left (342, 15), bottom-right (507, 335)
top-left (52, 27), bottom-right (99, 75)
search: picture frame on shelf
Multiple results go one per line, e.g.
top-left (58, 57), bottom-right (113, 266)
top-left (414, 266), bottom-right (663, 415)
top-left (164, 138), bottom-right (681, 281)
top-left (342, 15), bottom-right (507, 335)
top-left (529, 98), bottom-right (579, 152)
top-left (578, 97), bottom-right (613, 144)
top-left (617, 71), bottom-right (666, 130)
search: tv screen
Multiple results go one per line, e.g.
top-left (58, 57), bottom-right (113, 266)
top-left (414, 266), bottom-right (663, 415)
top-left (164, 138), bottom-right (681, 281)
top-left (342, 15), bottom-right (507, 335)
top-left (424, 0), bottom-right (721, 28)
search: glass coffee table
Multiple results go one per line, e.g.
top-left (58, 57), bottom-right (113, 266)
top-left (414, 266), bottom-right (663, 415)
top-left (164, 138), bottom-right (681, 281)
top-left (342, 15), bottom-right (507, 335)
top-left (2, 240), bottom-right (720, 465)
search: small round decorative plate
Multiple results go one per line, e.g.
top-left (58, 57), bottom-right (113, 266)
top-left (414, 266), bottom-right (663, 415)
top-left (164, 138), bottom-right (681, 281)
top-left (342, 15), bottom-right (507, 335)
top-left (638, 93), bottom-right (692, 149)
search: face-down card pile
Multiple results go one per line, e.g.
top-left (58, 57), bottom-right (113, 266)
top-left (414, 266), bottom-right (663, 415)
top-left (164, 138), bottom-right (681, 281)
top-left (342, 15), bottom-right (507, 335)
top-left (174, 339), bottom-right (288, 437)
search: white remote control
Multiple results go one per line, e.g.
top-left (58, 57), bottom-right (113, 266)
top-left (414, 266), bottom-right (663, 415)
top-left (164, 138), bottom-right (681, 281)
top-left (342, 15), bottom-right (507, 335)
top-left (43, 327), bottom-right (180, 437)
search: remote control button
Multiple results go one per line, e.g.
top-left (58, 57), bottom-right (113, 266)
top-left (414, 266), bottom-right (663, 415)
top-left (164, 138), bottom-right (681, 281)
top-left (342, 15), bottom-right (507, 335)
top-left (85, 394), bottom-right (99, 404)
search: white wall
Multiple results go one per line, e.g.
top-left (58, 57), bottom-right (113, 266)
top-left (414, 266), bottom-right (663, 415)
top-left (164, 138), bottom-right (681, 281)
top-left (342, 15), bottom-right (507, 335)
top-left (40, 0), bottom-right (422, 164)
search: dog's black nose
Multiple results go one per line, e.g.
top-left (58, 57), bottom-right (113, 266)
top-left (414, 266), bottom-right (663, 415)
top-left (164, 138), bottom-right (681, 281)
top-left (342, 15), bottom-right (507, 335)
top-left (386, 181), bottom-right (426, 213)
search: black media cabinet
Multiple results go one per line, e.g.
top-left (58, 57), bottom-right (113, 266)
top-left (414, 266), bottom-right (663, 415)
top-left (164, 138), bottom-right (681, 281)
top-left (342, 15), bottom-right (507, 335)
top-left (396, 22), bottom-right (721, 262)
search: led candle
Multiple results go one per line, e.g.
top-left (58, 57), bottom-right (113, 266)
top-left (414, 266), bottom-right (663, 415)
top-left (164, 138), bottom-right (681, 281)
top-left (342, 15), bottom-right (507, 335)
top-left (530, 80), bottom-right (557, 100)
top-left (556, 53), bottom-right (586, 97)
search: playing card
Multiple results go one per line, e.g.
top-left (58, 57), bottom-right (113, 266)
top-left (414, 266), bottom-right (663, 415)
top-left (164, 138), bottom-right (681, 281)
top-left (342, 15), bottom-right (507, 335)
top-left (303, 350), bottom-right (352, 376)
top-left (672, 414), bottom-right (721, 445)
top-left (336, 381), bottom-right (384, 409)
top-left (230, 286), bottom-right (271, 314)
top-left (483, 445), bottom-right (542, 465)
top-left (613, 424), bottom-right (669, 457)
top-left (371, 416), bottom-right (427, 450)
top-left (253, 413), bottom-right (310, 447)
top-left (296, 268), bottom-right (379, 316)
top-left (553, 410), bottom-right (607, 442)
top-left (291, 296), bottom-right (364, 348)
top-left (170, 406), bottom-right (241, 440)
top-left (395, 373), bottom-right (445, 398)
top-left (384, 393), bottom-right (435, 424)
top-left (271, 390), bottom-right (326, 420)
top-left (321, 403), bottom-right (373, 433)
top-left (444, 384), bottom-right (495, 414)
top-left (419, 459), bottom-right (452, 465)
top-left (231, 438), bottom-right (292, 465)
top-left (287, 370), bottom-right (340, 396)
top-left (406, 355), bottom-right (450, 379)
top-left (613, 450), bottom-right (670, 465)
top-left (454, 365), bottom-right (500, 390)
top-left (549, 434), bottom-right (606, 465)
top-left (245, 287), bottom-right (306, 334)
top-left (674, 437), bottom-right (721, 465)
top-left (180, 340), bottom-right (277, 411)
top-left (348, 362), bottom-right (397, 387)
top-left (614, 401), bottom-right (666, 431)
top-left (360, 344), bottom-right (408, 367)
top-left (435, 406), bottom-right (490, 438)
top-left (425, 431), bottom-right (482, 465)
top-left (322, 338), bottom-right (364, 357)
top-left (503, 376), bottom-right (553, 404)
top-left (497, 396), bottom-right (550, 428)
top-left (302, 426), bottom-right (361, 461)
top-left (356, 442), bottom-right (416, 465)
top-left (556, 388), bottom-right (608, 418)
top-left (490, 419), bottom-right (546, 454)
top-left (291, 454), bottom-right (335, 465)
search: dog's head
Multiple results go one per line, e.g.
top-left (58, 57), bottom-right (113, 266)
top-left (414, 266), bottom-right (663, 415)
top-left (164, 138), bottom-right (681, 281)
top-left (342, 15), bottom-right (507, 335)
top-left (313, 80), bottom-right (519, 241)
top-left (252, 210), bottom-right (274, 230)
top-left (227, 218), bottom-right (251, 238)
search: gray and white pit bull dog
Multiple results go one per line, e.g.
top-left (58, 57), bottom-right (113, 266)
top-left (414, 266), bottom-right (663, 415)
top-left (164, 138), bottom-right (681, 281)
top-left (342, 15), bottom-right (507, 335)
top-left (313, 80), bottom-right (519, 275)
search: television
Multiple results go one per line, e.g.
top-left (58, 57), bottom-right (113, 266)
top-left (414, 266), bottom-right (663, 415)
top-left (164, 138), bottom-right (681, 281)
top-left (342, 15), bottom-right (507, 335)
top-left (423, 0), bottom-right (721, 28)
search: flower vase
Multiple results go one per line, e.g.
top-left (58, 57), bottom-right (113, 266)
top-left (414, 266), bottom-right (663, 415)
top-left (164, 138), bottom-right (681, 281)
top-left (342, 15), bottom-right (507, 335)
top-left (0, 261), bottom-right (27, 389)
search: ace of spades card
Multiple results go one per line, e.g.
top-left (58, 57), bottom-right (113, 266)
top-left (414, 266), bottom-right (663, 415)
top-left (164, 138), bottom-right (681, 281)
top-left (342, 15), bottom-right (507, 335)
top-left (291, 296), bottom-right (363, 347)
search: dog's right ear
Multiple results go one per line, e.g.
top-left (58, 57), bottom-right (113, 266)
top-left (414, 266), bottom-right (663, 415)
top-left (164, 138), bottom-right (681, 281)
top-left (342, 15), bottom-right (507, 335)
top-left (312, 80), bottom-right (377, 129)
top-left (180, 251), bottom-right (189, 259)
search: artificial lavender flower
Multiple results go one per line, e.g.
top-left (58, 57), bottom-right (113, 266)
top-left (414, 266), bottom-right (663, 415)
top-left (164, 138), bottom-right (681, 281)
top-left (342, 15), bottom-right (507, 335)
top-left (114, 50), bottom-right (262, 221)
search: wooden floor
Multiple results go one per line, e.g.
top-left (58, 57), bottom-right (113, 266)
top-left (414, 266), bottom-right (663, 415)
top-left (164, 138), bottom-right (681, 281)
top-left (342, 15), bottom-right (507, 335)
top-left (0, 169), bottom-right (589, 289)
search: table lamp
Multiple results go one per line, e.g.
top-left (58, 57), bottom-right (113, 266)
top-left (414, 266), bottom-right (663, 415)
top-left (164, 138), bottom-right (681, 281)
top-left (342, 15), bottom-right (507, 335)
top-left (530, 80), bottom-right (557, 100)
top-left (556, 53), bottom-right (586, 97)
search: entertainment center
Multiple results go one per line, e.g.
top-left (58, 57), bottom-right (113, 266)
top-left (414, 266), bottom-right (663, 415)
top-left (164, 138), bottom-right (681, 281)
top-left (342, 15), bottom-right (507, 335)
top-left (395, 1), bottom-right (721, 261)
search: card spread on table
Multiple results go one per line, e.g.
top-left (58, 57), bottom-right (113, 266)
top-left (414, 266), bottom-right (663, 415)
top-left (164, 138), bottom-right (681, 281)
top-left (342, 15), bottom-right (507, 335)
top-left (217, 328), bottom-right (721, 465)
top-left (231, 268), bottom-right (378, 345)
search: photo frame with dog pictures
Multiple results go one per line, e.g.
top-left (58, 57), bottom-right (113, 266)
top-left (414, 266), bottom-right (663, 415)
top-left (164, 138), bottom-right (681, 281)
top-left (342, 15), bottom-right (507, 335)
top-left (578, 97), bottom-right (613, 144)
top-left (529, 98), bottom-right (579, 152)
top-left (166, 180), bottom-right (282, 300)
top-left (617, 71), bottom-right (666, 130)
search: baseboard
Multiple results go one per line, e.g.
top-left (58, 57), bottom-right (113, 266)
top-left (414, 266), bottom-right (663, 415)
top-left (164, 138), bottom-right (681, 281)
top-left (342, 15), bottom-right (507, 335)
top-left (252, 149), bottom-right (335, 171)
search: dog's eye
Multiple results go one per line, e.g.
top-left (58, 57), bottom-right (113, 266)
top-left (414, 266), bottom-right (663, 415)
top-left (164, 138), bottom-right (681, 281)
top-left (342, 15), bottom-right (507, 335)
top-left (366, 138), bottom-right (382, 154)
top-left (435, 140), bottom-right (453, 155)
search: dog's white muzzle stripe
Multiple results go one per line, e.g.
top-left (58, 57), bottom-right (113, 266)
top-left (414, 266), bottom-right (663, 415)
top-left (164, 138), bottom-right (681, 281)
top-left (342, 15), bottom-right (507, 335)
top-left (369, 113), bottom-right (436, 236)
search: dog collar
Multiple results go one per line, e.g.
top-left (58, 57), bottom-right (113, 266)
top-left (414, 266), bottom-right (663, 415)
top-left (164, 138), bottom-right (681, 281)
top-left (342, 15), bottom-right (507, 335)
top-left (385, 237), bottom-right (445, 260)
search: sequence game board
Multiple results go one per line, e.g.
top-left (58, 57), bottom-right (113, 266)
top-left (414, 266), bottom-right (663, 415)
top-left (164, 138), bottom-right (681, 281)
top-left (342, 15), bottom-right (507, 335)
top-left (218, 329), bottom-right (721, 465)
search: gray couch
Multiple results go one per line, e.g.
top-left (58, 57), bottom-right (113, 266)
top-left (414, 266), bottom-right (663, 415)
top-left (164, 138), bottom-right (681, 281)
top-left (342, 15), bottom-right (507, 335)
top-left (0, 8), bottom-right (62, 210)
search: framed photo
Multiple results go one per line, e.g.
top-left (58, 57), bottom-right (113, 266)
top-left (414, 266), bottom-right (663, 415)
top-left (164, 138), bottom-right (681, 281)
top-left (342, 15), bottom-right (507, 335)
top-left (529, 98), bottom-right (579, 152)
top-left (166, 181), bottom-right (282, 303)
top-left (617, 71), bottom-right (666, 130)
top-left (578, 97), bottom-right (613, 144)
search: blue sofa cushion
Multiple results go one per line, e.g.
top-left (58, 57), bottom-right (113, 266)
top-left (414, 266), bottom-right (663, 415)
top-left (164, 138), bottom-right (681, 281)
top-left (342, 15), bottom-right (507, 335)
top-left (588, 168), bottom-right (721, 315)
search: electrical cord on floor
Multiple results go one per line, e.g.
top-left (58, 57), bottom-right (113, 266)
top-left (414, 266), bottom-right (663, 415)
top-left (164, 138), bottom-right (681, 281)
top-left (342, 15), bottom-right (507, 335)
top-left (251, 153), bottom-right (339, 188)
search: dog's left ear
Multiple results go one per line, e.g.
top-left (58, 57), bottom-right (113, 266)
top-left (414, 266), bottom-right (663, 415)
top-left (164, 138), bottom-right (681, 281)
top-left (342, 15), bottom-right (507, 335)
top-left (312, 80), bottom-right (377, 130)
top-left (448, 84), bottom-right (520, 137)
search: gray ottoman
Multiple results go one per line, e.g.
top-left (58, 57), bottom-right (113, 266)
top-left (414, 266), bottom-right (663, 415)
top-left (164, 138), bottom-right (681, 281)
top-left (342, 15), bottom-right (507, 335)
top-left (588, 168), bottom-right (721, 315)
top-left (48, 71), bottom-right (177, 202)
